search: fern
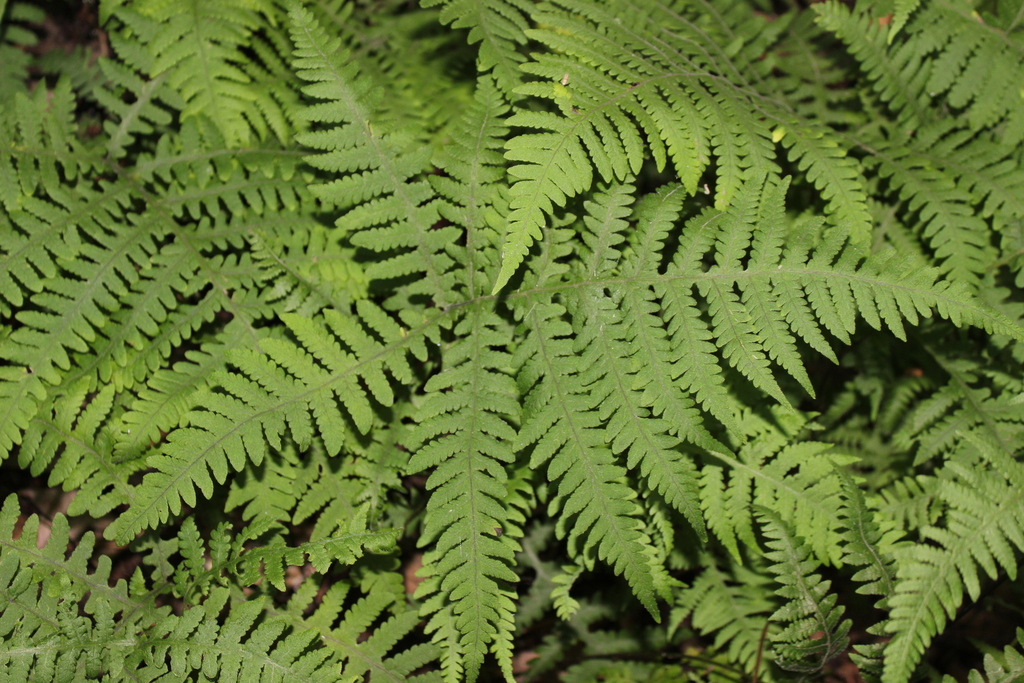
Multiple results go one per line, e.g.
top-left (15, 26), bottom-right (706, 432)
top-left (4, 0), bottom-right (1024, 680)
top-left (883, 457), bottom-right (1024, 683)
top-left (0, 495), bottom-right (408, 681)
top-left (760, 508), bottom-right (852, 673)
top-left (289, 4), bottom-right (455, 303)
top-left (671, 560), bottom-right (777, 675)
top-left (492, 0), bottom-right (875, 292)
top-left (106, 301), bottom-right (422, 541)
top-left (424, 0), bottom-right (531, 93)
top-left (956, 628), bottom-right (1024, 683)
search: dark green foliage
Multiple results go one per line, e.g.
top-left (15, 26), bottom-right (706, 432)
top-left (2, 0), bottom-right (1024, 680)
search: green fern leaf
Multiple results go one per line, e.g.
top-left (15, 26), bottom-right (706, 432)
top-left (289, 4), bottom-right (455, 304)
top-left (838, 471), bottom-right (898, 603)
top-left (409, 306), bottom-right (521, 683)
top-left (491, 0), bottom-right (877, 292)
top-left (883, 461), bottom-right (1024, 683)
top-left (671, 561), bottom-right (776, 673)
top-left (107, 302), bottom-right (423, 542)
top-left (513, 298), bottom-right (664, 616)
top-left (760, 508), bottom-right (851, 673)
top-left (128, 0), bottom-right (268, 147)
top-left (423, 0), bottom-right (530, 93)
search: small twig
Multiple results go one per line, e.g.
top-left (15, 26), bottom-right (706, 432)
top-left (751, 621), bottom-right (770, 683)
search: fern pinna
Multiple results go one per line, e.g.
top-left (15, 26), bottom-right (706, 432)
top-left (2, 0), bottom-right (1024, 680)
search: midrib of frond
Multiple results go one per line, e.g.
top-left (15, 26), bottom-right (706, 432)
top-left (58, 247), bottom-right (210, 387)
top-left (161, 173), bottom-right (296, 212)
top-left (132, 147), bottom-right (306, 178)
top-left (913, 143), bottom-right (1024, 220)
top-left (582, 293), bottom-right (702, 509)
top-left (0, 543), bottom-right (138, 613)
top-left (618, 286), bottom-right (716, 446)
top-left (929, 351), bottom-right (1020, 457)
top-left (0, 588), bottom-right (60, 634)
top-left (0, 636), bottom-right (144, 661)
top-left (702, 278), bottom-right (786, 402)
top-left (846, 136), bottom-right (998, 274)
top-left (0, 135), bottom-right (104, 179)
top-left (465, 2), bottom-right (525, 89)
top-left (130, 630), bottom-right (321, 678)
top-left (769, 519), bottom-right (845, 662)
top-left (253, 231), bottom-right (350, 311)
top-left (114, 168), bottom-right (267, 348)
top-left (844, 499), bottom-right (896, 599)
top-left (104, 72), bottom-right (169, 157)
top-left (499, 266), bottom-right (1021, 339)
top-left (431, 307), bottom-right (514, 670)
top-left (461, 105), bottom-right (501, 298)
top-left (186, 0), bottom-right (240, 139)
top-left (547, 6), bottom-right (815, 135)
top-left (0, 186), bottom-right (131, 296)
top-left (113, 334), bottom-right (231, 458)
top-left (6, 223), bottom-right (158, 385)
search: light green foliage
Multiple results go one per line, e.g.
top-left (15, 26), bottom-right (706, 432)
top-left (951, 628), bottom-right (1024, 683)
top-left (2, 0), bottom-right (1024, 680)
top-left (671, 560), bottom-right (777, 675)
top-left (0, 495), bottom-right (415, 681)
top-left (760, 509), bottom-right (851, 673)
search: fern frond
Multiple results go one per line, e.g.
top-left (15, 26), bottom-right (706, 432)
top-left (883, 462), bottom-right (1024, 683)
top-left (513, 297), bottom-right (664, 617)
top-left (863, 122), bottom-right (1023, 287)
top-left (148, 589), bottom-right (347, 683)
top-left (877, 474), bottom-right (943, 532)
top-left (17, 382), bottom-right (142, 517)
top-left (94, 8), bottom-right (185, 159)
top-left (569, 182), bottom-right (708, 537)
top-left (961, 628), bottom-right (1024, 683)
top-left (893, 353), bottom-right (1024, 464)
top-left (107, 300), bottom-right (424, 542)
top-left (671, 561), bottom-right (777, 674)
top-left (1, 493), bottom-right (420, 680)
top-left (492, 0), bottom-right (875, 292)
top-left (122, 0), bottom-right (272, 147)
top-left (114, 317), bottom-right (256, 461)
top-left (430, 76), bottom-right (511, 300)
top-left (915, 0), bottom-right (1024, 138)
top-left (813, 1), bottom-right (930, 128)
top-left (423, 0), bottom-right (531, 93)
top-left (409, 305), bottom-right (521, 683)
top-left (820, 0), bottom-right (1024, 142)
top-left (241, 525), bottom-right (400, 592)
top-left (0, 81), bottom-right (102, 304)
top-left (703, 428), bottom-right (855, 565)
top-left (760, 509), bottom-right (851, 673)
top-left (0, 2), bottom-right (43, 97)
top-left (622, 185), bottom-right (739, 441)
top-left (286, 575), bottom-right (443, 682)
top-left (251, 220), bottom-right (366, 316)
top-left (289, 5), bottom-right (455, 304)
top-left (838, 471), bottom-right (898, 603)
